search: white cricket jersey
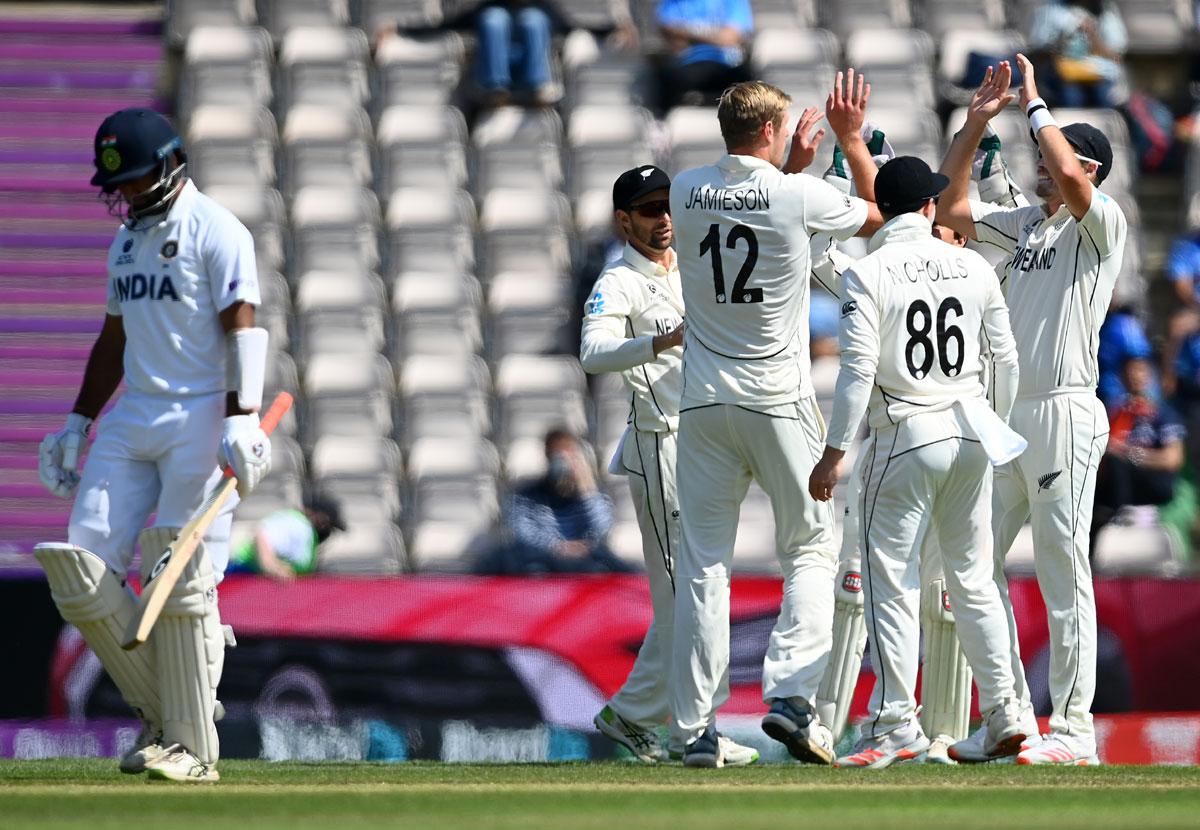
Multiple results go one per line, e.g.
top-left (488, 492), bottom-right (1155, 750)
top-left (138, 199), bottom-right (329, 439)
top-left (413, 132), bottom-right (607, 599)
top-left (580, 242), bottom-right (684, 433)
top-left (105, 179), bottom-right (260, 397)
top-left (971, 184), bottom-right (1127, 397)
top-left (670, 154), bottom-right (868, 408)
top-left (826, 214), bottom-right (1020, 451)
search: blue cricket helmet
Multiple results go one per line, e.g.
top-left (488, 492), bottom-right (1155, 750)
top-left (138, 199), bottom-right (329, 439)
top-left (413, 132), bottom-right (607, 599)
top-left (91, 108), bottom-right (183, 192)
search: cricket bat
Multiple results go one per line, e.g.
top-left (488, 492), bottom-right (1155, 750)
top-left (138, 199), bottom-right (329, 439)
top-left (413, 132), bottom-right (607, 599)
top-left (121, 391), bottom-right (293, 649)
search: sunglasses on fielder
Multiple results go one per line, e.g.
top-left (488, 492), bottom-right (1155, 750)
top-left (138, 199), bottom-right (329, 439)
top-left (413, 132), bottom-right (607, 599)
top-left (628, 199), bottom-right (670, 218)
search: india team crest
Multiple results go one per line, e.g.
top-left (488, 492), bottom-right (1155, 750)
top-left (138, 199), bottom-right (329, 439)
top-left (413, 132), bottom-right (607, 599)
top-left (160, 240), bottom-right (178, 259)
top-left (101, 147), bottom-right (122, 172)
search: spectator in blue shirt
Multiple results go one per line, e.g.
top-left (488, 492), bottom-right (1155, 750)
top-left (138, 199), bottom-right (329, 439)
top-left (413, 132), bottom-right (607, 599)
top-left (1097, 306), bottom-right (1153, 408)
top-left (1167, 227), bottom-right (1200, 309)
top-left (1093, 357), bottom-right (1186, 544)
top-left (478, 429), bottom-right (629, 574)
top-left (657, 0), bottom-right (754, 109)
top-left (1028, 0), bottom-right (1127, 108)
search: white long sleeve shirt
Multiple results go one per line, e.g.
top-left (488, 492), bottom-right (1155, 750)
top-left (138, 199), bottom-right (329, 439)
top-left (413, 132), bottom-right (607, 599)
top-left (826, 214), bottom-right (1019, 451)
top-left (580, 243), bottom-right (684, 433)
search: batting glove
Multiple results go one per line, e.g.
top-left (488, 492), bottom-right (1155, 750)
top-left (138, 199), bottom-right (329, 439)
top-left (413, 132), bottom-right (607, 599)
top-left (218, 414), bottom-right (272, 498)
top-left (38, 413), bottom-right (93, 498)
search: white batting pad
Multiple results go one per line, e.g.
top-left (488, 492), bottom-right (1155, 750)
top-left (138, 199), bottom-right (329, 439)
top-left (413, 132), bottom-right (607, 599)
top-left (139, 526), bottom-right (223, 765)
top-left (815, 582), bottom-right (866, 742)
top-left (34, 543), bottom-right (161, 727)
top-left (919, 578), bottom-right (973, 743)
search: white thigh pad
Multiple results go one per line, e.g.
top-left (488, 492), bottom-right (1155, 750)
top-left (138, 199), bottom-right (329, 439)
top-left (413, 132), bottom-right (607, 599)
top-left (34, 543), bottom-right (161, 727)
top-left (815, 566), bottom-right (866, 741)
top-left (919, 578), bottom-right (972, 742)
top-left (139, 526), bottom-right (223, 765)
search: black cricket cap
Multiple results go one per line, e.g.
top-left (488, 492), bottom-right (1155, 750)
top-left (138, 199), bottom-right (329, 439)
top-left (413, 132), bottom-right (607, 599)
top-left (613, 165), bottom-right (671, 210)
top-left (1060, 122), bottom-right (1113, 184)
top-left (91, 107), bottom-right (182, 191)
top-left (874, 156), bottom-right (950, 215)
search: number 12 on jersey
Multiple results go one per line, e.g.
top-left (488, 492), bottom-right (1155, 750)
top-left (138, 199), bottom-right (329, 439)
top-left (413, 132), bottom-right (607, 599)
top-left (701, 223), bottom-right (761, 304)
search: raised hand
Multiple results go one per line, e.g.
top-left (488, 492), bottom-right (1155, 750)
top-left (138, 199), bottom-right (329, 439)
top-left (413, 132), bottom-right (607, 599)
top-left (1014, 53), bottom-right (1039, 110)
top-left (825, 68), bottom-right (871, 141)
top-left (784, 106), bottom-right (826, 173)
top-left (966, 61), bottom-right (1015, 126)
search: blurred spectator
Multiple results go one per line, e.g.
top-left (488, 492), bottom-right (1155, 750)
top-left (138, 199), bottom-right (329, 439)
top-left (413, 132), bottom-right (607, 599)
top-left (1098, 306), bottom-right (1153, 408)
top-left (1167, 222), bottom-right (1200, 311)
top-left (1028, 0), bottom-right (1127, 108)
top-left (228, 495), bottom-right (346, 581)
top-left (1092, 358), bottom-right (1186, 543)
top-left (376, 0), bottom-right (635, 108)
top-left (477, 429), bottom-right (630, 574)
top-left (656, 0), bottom-right (754, 109)
top-left (809, 291), bottom-right (839, 359)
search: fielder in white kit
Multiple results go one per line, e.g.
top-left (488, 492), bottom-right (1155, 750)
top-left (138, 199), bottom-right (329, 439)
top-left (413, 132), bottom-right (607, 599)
top-left (34, 108), bottom-right (271, 782)
top-left (936, 57), bottom-right (1127, 766)
top-left (811, 128), bottom-right (1034, 763)
top-left (810, 155), bottom-right (1030, 768)
top-left (581, 165), bottom-right (756, 766)
top-left (668, 75), bottom-right (886, 767)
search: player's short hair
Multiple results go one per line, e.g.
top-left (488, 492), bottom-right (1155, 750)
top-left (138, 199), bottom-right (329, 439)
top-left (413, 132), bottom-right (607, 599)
top-left (717, 81), bottom-right (791, 149)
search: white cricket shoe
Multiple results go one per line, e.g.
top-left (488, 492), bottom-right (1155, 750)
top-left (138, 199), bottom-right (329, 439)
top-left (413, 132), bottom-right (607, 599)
top-left (949, 704), bottom-right (1038, 763)
top-left (594, 705), bottom-right (667, 763)
top-left (118, 722), bottom-right (166, 774)
top-left (670, 732), bottom-right (760, 767)
top-left (834, 720), bottom-right (930, 769)
top-left (1017, 733), bottom-right (1098, 766)
top-left (924, 736), bottom-right (956, 765)
top-left (144, 744), bottom-right (220, 783)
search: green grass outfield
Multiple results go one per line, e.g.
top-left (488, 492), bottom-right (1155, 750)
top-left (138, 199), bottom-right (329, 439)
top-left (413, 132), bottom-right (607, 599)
top-left (2, 760), bottom-right (1199, 830)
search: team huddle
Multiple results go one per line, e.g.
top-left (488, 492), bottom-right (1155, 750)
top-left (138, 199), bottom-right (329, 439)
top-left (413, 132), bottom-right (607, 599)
top-left (32, 51), bottom-right (1122, 782)
top-left (585, 56), bottom-right (1124, 768)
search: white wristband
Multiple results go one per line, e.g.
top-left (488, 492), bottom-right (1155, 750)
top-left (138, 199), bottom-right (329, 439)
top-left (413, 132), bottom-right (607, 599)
top-left (1026, 98), bottom-right (1056, 134)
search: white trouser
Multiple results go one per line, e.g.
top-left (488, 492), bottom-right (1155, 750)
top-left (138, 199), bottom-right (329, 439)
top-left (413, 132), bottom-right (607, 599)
top-left (858, 409), bottom-right (1016, 740)
top-left (609, 429), bottom-right (678, 727)
top-left (671, 400), bottom-right (837, 746)
top-left (992, 392), bottom-right (1107, 742)
top-left (68, 391), bottom-right (237, 578)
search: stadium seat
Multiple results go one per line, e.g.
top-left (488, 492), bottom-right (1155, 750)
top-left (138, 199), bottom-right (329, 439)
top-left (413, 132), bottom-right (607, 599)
top-left (360, 0), bottom-right (444, 32)
top-left (561, 31), bottom-right (648, 110)
top-left (180, 25), bottom-right (273, 115)
top-left (937, 29), bottom-right (1026, 107)
top-left (478, 187), bottom-right (572, 280)
top-left (1118, 0), bottom-right (1195, 54)
top-left (263, 0), bottom-right (349, 40)
top-left (374, 32), bottom-right (465, 109)
top-left (408, 519), bottom-right (491, 572)
top-left (278, 26), bottom-right (370, 108)
top-left (281, 104), bottom-right (373, 195)
top-left (824, 0), bottom-right (912, 40)
top-left (290, 186), bottom-right (381, 275)
top-left (471, 106), bottom-right (564, 196)
top-left (752, 27), bottom-right (839, 74)
top-left (845, 29), bottom-right (936, 111)
top-left (167, 0), bottom-right (256, 44)
top-left (309, 434), bottom-right (404, 517)
top-left (204, 185), bottom-right (286, 274)
top-left (407, 437), bottom-right (501, 526)
top-left (255, 269), bottom-right (291, 352)
top-left (318, 523), bottom-right (407, 573)
top-left (303, 352), bottom-right (396, 445)
top-left (748, 0), bottom-right (817, 29)
top-left (377, 105), bottom-right (469, 193)
top-left (486, 271), bottom-right (572, 357)
top-left (859, 107), bottom-right (942, 162)
top-left (566, 105), bottom-right (654, 202)
top-left (666, 106), bottom-right (725, 175)
top-left (184, 105), bottom-right (277, 189)
top-left (574, 188), bottom-right (618, 244)
top-left (917, 0), bottom-right (1005, 39)
top-left (391, 271), bottom-right (484, 358)
top-left (396, 354), bottom-right (493, 448)
top-left (385, 187), bottom-right (477, 276)
top-left (494, 355), bottom-right (588, 447)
